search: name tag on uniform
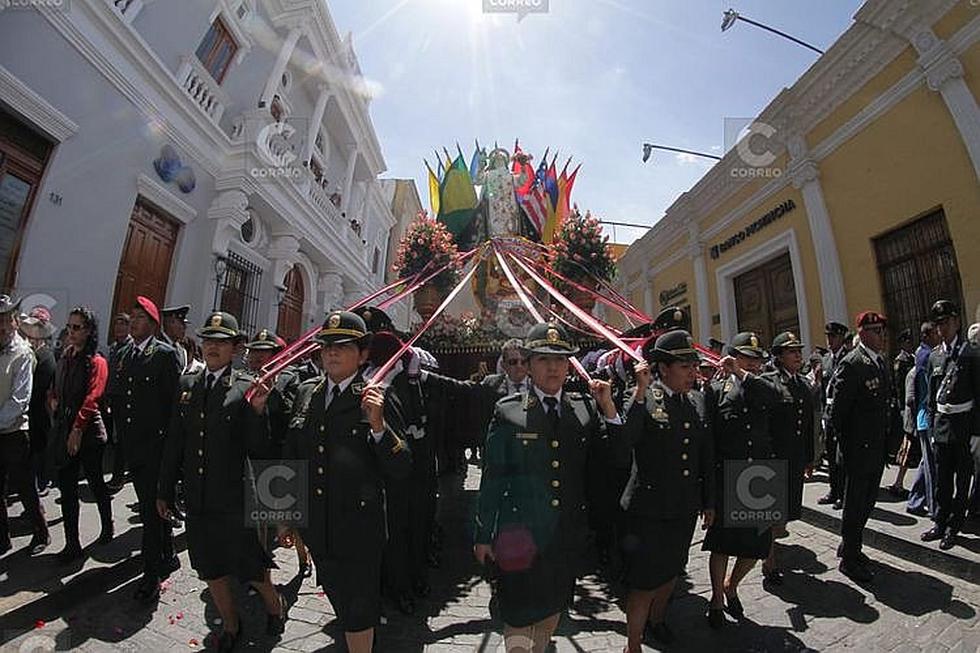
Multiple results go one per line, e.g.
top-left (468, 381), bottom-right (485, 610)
top-left (516, 432), bottom-right (539, 440)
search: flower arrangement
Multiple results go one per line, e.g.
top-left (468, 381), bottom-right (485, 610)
top-left (392, 212), bottom-right (461, 291)
top-left (551, 209), bottom-right (616, 285)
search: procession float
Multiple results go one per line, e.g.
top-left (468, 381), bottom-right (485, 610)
top-left (250, 141), bottom-right (720, 407)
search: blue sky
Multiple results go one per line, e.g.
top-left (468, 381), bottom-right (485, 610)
top-left (328, 0), bottom-right (860, 244)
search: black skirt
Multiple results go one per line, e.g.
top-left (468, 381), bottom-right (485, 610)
top-left (315, 555), bottom-right (383, 632)
top-left (702, 522), bottom-right (772, 559)
top-left (185, 513), bottom-right (274, 582)
top-left (622, 513), bottom-right (697, 590)
top-left (495, 547), bottom-right (576, 628)
top-left (787, 459), bottom-right (804, 522)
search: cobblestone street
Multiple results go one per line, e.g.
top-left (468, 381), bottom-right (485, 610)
top-left (1, 463), bottom-right (978, 652)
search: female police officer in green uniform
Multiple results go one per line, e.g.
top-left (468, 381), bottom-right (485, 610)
top-left (473, 321), bottom-right (624, 653)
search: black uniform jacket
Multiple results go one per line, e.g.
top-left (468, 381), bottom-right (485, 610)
top-left (282, 372), bottom-right (411, 564)
top-left (829, 344), bottom-right (892, 472)
top-left (621, 382), bottom-right (714, 519)
top-left (111, 336), bottom-right (180, 469)
top-left (158, 368), bottom-right (274, 514)
top-left (928, 336), bottom-right (980, 445)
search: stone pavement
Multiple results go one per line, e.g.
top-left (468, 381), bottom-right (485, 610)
top-left (1, 463), bottom-right (979, 652)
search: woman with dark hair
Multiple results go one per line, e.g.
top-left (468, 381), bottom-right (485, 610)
top-left (49, 306), bottom-right (113, 563)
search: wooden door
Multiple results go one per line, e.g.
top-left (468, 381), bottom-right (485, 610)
top-left (0, 107), bottom-right (54, 288)
top-left (276, 265), bottom-right (304, 342)
top-left (112, 199), bottom-right (179, 318)
top-left (734, 252), bottom-right (799, 345)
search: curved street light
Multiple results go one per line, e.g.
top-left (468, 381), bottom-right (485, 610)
top-left (721, 8), bottom-right (824, 55)
top-left (642, 143), bottom-right (721, 163)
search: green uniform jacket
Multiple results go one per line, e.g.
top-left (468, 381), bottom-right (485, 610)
top-left (282, 372), bottom-right (411, 564)
top-left (474, 389), bottom-right (628, 555)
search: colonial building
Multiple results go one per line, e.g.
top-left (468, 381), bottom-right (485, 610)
top-left (379, 178), bottom-right (424, 330)
top-left (0, 0), bottom-right (396, 341)
top-left (617, 0), bottom-right (980, 351)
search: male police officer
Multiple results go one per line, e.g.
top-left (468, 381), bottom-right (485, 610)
top-left (819, 321), bottom-right (850, 508)
top-left (112, 296), bottom-right (180, 601)
top-left (921, 300), bottom-right (980, 550)
top-left (830, 311), bottom-right (892, 583)
top-left (161, 305), bottom-right (191, 373)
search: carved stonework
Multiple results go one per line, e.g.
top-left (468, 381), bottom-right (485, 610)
top-left (925, 57), bottom-right (964, 92)
top-left (208, 190), bottom-right (250, 255)
top-left (318, 272), bottom-right (344, 312)
top-left (789, 160), bottom-right (820, 190)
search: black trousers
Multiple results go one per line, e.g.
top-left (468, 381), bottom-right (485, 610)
top-left (57, 440), bottom-right (112, 546)
top-left (0, 430), bottom-right (48, 543)
top-left (934, 438), bottom-right (973, 533)
top-left (826, 426), bottom-right (846, 499)
top-left (132, 461), bottom-right (174, 578)
top-left (839, 464), bottom-right (883, 560)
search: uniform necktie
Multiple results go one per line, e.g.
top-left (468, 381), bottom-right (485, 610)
top-left (205, 373), bottom-right (216, 393)
top-left (543, 396), bottom-right (560, 430)
top-left (327, 384), bottom-right (342, 410)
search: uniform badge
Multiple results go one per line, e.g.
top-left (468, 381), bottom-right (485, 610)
top-left (350, 382), bottom-right (364, 395)
top-left (210, 314), bottom-right (221, 328)
top-left (673, 310), bottom-right (683, 323)
top-left (516, 432), bottom-right (539, 440)
top-left (546, 328), bottom-right (559, 343)
top-left (723, 381), bottom-right (733, 394)
top-left (749, 334), bottom-right (759, 348)
top-left (652, 388), bottom-right (664, 400)
top-left (328, 314), bottom-right (341, 329)
top-left (259, 329), bottom-right (268, 341)
top-left (362, 310), bottom-right (372, 322)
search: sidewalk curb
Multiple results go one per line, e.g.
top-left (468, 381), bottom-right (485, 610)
top-left (799, 505), bottom-right (980, 584)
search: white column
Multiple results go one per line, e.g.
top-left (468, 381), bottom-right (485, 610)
top-left (789, 159), bottom-right (848, 324)
top-left (910, 29), bottom-right (980, 182)
top-left (259, 27), bottom-right (302, 109)
top-left (318, 272), bottom-right (344, 313)
top-left (642, 267), bottom-right (655, 318)
top-left (690, 243), bottom-right (711, 342)
top-left (340, 145), bottom-right (358, 215)
top-left (265, 235), bottom-right (301, 329)
top-left (303, 85), bottom-right (332, 163)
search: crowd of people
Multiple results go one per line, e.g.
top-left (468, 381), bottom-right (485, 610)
top-left (0, 292), bottom-right (978, 653)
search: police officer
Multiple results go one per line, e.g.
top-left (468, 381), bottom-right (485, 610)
top-left (818, 321), bottom-right (850, 508)
top-left (161, 305), bottom-right (191, 373)
top-left (280, 310), bottom-right (411, 653)
top-left (111, 296), bottom-right (180, 602)
top-left (921, 300), bottom-right (980, 550)
top-left (621, 330), bottom-right (714, 650)
top-left (761, 331), bottom-right (816, 584)
top-left (829, 311), bottom-right (892, 583)
top-left (157, 311), bottom-right (283, 650)
top-left (243, 329), bottom-right (310, 575)
top-left (703, 332), bottom-right (775, 628)
top-left (357, 305), bottom-right (431, 614)
top-left (474, 321), bottom-right (623, 653)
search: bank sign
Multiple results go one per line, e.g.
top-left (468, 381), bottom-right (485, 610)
top-left (709, 199), bottom-right (797, 259)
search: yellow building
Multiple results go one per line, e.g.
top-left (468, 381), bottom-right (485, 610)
top-left (617, 0), bottom-right (980, 351)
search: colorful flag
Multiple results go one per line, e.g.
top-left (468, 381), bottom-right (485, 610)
top-left (512, 141), bottom-right (534, 199)
top-left (424, 159), bottom-right (440, 217)
top-left (438, 154), bottom-right (478, 239)
top-left (520, 183), bottom-right (548, 238)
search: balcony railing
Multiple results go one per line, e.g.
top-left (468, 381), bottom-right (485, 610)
top-left (107, 0), bottom-right (143, 23)
top-left (175, 55), bottom-right (229, 124)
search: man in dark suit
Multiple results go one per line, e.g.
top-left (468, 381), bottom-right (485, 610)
top-left (474, 321), bottom-right (622, 653)
top-left (281, 310), bottom-right (411, 653)
top-left (161, 305), bottom-right (191, 373)
top-left (829, 311), bottom-right (892, 583)
top-left (921, 300), bottom-right (980, 550)
top-left (111, 296), bottom-right (180, 601)
top-left (818, 321), bottom-right (850, 508)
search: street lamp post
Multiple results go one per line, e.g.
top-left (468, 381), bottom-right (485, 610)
top-left (642, 143), bottom-right (722, 163)
top-left (212, 255), bottom-right (228, 310)
top-left (721, 8), bottom-right (824, 55)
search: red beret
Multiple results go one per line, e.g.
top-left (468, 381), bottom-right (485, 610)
top-left (856, 311), bottom-right (887, 328)
top-left (134, 296), bottom-right (160, 324)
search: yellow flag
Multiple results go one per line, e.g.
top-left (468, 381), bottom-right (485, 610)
top-left (427, 164), bottom-right (440, 216)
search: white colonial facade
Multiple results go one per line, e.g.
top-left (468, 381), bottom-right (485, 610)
top-left (0, 0), bottom-right (398, 340)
